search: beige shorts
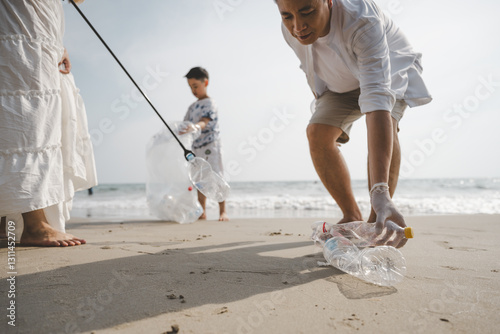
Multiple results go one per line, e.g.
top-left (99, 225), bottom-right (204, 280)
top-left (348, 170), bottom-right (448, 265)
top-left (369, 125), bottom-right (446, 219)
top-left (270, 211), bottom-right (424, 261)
top-left (193, 140), bottom-right (224, 177)
top-left (310, 89), bottom-right (407, 143)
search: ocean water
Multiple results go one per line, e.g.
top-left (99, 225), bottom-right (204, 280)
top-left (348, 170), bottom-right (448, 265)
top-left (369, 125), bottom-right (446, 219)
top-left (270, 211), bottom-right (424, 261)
top-left (71, 178), bottom-right (500, 220)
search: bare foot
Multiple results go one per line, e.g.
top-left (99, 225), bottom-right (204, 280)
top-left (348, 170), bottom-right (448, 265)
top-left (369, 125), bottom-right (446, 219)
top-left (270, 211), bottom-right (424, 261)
top-left (199, 212), bottom-right (207, 220)
top-left (21, 209), bottom-right (86, 247)
top-left (219, 212), bottom-right (229, 222)
top-left (337, 216), bottom-right (362, 224)
top-left (21, 221), bottom-right (86, 247)
top-left (367, 208), bottom-right (376, 223)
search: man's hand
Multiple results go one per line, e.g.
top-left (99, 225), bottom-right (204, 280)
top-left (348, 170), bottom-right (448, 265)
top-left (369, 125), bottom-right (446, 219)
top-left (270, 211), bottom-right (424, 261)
top-left (365, 111), bottom-right (407, 247)
top-left (371, 182), bottom-right (407, 248)
top-left (58, 48), bottom-right (71, 74)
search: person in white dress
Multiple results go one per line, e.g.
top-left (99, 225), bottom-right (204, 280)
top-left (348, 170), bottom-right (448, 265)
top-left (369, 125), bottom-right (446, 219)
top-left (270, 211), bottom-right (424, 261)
top-left (0, 0), bottom-right (96, 246)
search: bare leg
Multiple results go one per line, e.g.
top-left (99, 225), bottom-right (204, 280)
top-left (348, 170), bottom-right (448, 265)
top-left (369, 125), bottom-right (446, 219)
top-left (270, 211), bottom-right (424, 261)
top-left (218, 201), bottom-right (229, 221)
top-left (307, 124), bottom-right (363, 223)
top-left (20, 209), bottom-right (86, 247)
top-left (198, 191), bottom-right (207, 220)
top-left (368, 117), bottom-right (401, 222)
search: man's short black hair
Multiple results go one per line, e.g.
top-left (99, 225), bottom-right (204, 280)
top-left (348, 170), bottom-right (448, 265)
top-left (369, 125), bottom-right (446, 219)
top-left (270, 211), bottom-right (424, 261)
top-left (185, 67), bottom-right (209, 81)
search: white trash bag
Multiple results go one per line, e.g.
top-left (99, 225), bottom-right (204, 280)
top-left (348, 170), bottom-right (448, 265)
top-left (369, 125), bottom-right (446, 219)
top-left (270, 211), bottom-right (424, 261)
top-left (146, 122), bottom-right (203, 223)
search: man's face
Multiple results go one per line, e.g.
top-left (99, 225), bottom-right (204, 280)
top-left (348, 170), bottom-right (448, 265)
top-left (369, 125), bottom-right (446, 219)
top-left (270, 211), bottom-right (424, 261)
top-left (276, 0), bottom-right (332, 45)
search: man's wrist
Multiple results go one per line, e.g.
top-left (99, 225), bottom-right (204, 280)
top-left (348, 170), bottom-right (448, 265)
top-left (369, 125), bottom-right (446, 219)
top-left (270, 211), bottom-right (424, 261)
top-left (370, 182), bottom-right (389, 195)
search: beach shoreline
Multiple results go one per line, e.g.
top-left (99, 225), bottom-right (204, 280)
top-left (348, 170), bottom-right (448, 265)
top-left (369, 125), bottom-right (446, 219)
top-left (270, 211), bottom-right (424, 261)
top-left (71, 178), bottom-right (500, 220)
top-left (1, 214), bottom-right (499, 333)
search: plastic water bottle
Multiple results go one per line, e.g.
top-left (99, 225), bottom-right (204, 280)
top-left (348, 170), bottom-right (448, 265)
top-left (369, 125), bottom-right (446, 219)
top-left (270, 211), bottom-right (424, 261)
top-left (312, 220), bottom-right (413, 248)
top-left (312, 222), bottom-right (406, 286)
top-left (312, 224), bottom-right (409, 286)
top-left (321, 235), bottom-right (407, 286)
top-left (187, 157), bottom-right (230, 202)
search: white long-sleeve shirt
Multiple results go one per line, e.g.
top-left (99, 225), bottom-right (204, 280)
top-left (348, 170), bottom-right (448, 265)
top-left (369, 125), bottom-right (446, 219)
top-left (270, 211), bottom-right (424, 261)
top-left (282, 0), bottom-right (432, 114)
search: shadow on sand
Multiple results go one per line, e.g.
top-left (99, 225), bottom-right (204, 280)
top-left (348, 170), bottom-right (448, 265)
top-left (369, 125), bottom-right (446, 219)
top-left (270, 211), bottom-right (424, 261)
top-left (0, 223), bottom-right (398, 333)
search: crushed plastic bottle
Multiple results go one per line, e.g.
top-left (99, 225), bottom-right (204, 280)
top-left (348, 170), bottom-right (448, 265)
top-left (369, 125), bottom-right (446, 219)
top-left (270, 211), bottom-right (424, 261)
top-left (322, 236), bottom-right (407, 286)
top-left (312, 223), bottom-right (409, 286)
top-left (187, 156), bottom-right (230, 203)
top-left (312, 220), bottom-right (413, 248)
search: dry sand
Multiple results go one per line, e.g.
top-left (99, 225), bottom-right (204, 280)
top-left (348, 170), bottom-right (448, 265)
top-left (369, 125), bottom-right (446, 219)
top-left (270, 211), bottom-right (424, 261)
top-left (1, 214), bottom-right (499, 334)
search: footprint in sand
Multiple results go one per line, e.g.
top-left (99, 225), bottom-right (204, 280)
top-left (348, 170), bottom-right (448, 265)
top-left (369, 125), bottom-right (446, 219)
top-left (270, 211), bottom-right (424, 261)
top-left (437, 241), bottom-right (487, 252)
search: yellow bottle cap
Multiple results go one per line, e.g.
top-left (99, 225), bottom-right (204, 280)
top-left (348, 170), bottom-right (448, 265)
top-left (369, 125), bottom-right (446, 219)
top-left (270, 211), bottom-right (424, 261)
top-left (404, 227), bottom-right (414, 239)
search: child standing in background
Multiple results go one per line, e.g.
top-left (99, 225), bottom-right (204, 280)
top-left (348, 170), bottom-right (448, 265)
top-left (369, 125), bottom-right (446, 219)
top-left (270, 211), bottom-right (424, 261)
top-left (183, 67), bottom-right (229, 221)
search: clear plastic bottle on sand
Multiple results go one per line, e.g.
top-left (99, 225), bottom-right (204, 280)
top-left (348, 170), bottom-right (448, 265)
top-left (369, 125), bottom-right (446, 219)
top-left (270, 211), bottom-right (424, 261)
top-left (311, 223), bottom-right (410, 286)
top-left (320, 235), bottom-right (407, 286)
top-left (312, 220), bottom-right (413, 248)
top-left (187, 156), bottom-right (230, 203)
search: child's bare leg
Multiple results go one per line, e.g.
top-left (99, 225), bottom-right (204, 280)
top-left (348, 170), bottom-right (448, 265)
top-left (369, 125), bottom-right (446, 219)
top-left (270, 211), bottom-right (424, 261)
top-left (20, 209), bottom-right (86, 247)
top-left (198, 191), bottom-right (207, 220)
top-left (218, 201), bottom-right (229, 221)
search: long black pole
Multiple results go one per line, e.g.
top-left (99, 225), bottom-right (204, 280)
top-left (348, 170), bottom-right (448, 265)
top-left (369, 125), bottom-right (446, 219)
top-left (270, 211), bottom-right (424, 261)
top-left (68, 0), bottom-right (195, 161)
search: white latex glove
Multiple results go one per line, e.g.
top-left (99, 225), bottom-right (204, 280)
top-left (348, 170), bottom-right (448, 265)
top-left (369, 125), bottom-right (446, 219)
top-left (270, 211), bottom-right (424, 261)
top-left (179, 123), bottom-right (201, 136)
top-left (370, 182), bottom-right (407, 248)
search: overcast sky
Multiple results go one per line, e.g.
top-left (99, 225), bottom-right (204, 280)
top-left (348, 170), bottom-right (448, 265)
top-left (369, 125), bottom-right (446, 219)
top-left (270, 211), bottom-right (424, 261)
top-left (63, 0), bottom-right (500, 184)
